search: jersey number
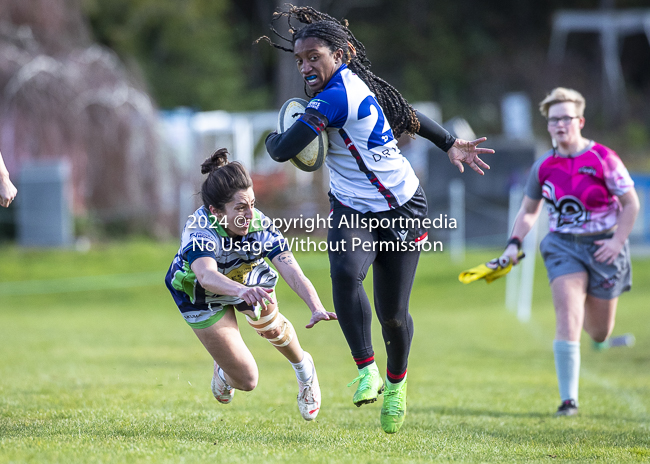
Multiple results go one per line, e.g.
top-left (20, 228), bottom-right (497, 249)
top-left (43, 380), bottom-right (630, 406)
top-left (358, 96), bottom-right (394, 149)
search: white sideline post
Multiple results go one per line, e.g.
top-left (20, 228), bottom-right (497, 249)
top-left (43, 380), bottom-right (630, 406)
top-left (232, 116), bottom-right (253, 169)
top-left (505, 183), bottom-right (537, 322)
top-left (449, 179), bottom-right (465, 263)
top-left (179, 181), bottom-right (195, 236)
top-left (517, 221), bottom-right (537, 322)
top-left (505, 185), bottom-right (523, 311)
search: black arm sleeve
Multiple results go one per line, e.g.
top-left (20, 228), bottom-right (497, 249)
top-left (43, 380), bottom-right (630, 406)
top-left (415, 110), bottom-right (456, 152)
top-left (265, 108), bottom-right (328, 163)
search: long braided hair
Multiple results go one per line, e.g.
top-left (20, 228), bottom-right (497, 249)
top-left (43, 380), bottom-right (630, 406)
top-left (256, 5), bottom-right (420, 138)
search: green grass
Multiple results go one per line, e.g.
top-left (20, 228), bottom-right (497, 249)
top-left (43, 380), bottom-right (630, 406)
top-left (1, 239), bottom-right (649, 463)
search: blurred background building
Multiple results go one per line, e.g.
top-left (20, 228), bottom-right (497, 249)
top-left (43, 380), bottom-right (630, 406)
top-left (0, 0), bottom-right (648, 246)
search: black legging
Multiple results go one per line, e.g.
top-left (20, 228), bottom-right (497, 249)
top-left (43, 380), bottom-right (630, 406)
top-left (328, 204), bottom-right (420, 377)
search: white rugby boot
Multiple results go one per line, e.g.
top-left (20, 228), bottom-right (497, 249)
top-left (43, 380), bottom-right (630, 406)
top-left (211, 362), bottom-right (235, 404)
top-left (296, 352), bottom-right (321, 421)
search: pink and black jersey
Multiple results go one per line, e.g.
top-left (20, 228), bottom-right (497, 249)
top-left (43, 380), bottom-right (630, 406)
top-left (525, 141), bottom-right (634, 234)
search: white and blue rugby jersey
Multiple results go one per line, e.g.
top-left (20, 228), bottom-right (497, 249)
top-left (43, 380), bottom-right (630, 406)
top-left (305, 64), bottom-right (419, 213)
top-left (165, 206), bottom-right (288, 318)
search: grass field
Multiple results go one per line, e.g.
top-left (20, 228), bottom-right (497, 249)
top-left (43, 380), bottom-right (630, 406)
top-left (1, 239), bottom-right (649, 463)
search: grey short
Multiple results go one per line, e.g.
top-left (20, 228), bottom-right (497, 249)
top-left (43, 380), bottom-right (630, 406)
top-left (539, 232), bottom-right (632, 300)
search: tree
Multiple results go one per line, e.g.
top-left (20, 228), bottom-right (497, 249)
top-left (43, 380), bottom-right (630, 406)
top-left (83, 0), bottom-right (270, 110)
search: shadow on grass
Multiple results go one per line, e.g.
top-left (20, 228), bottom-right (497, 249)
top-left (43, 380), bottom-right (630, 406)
top-left (424, 405), bottom-right (549, 419)
top-left (419, 405), bottom-right (650, 424)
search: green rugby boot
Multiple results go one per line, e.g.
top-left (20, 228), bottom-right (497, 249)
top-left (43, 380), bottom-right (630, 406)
top-left (347, 363), bottom-right (384, 407)
top-left (380, 375), bottom-right (407, 434)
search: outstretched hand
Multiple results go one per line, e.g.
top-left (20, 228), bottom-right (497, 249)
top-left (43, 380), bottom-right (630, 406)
top-left (237, 287), bottom-right (274, 311)
top-left (0, 175), bottom-right (17, 208)
top-left (447, 137), bottom-right (494, 175)
top-left (306, 309), bottom-right (338, 329)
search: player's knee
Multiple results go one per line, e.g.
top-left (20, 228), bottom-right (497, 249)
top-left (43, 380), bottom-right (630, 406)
top-left (331, 266), bottom-right (364, 288)
top-left (587, 322), bottom-right (614, 343)
top-left (381, 318), bottom-right (403, 329)
top-left (591, 330), bottom-right (610, 344)
top-left (378, 311), bottom-right (412, 328)
top-left (239, 376), bottom-right (258, 392)
top-left (262, 325), bottom-right (283, 340)
top-left (229, 367), bottom-right (258, 391)
top-left (246, 308), bottom-right (295, 348)
top-left (266, 316), bottom-right (295, 348)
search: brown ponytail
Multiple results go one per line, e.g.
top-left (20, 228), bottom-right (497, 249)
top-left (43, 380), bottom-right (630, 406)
top-left (200, 148), bottom-right (252, 212)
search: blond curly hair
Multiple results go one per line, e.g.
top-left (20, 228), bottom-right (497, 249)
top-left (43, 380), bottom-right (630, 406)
top-left (539, 87), bottom-right (586, 118)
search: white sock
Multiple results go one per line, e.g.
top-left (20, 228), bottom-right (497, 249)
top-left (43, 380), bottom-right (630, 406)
top-left (553, 340), bottom-right (580, 405)
top-left (290, 352), bottom-right (313, 382)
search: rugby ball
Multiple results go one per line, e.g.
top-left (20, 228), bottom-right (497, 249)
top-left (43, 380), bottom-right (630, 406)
top-left (277, 98), bottom-right (328, 172)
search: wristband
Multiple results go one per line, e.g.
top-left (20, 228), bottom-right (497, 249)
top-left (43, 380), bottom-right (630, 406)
top-left (506, 236), bottom-right (522, 250)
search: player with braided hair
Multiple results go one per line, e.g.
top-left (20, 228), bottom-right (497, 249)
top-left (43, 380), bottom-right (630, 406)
top-left (258, 7), bottom-right (420, 140)
top-left (258, 5), bottom-right (494, 434)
